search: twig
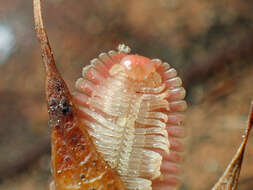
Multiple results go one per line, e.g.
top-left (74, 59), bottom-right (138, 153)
top-left (211, 102), bottom-right (253, 190)
top-left (33, 0), bottom-right (59, 76)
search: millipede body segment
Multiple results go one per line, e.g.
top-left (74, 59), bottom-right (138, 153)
top-left (74, 45), bottom-right (187, 190)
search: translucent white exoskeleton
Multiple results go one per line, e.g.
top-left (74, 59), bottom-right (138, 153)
top-left (74, 45), bottom-right (187, 190)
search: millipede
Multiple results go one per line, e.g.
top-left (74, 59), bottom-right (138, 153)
top-left (33, 0), bottom-right (187, 190)
top-left (74, 45), bottom-right (187, 190)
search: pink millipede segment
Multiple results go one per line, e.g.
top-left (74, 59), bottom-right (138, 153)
top-left (74, 45), bottom-right (187, 190)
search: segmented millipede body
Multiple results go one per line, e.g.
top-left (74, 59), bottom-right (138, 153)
top-left (74, 45), bottom-right (187, 190)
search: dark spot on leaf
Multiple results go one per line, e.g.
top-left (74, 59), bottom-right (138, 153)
top-left (55, 81), bottom-right (62, 92)
top-left (60, 98), bottom-right (72, 116)
top-left (80, 174), bottom-right (86, 181)
top-left (49, 98), bottom-right (57, 107)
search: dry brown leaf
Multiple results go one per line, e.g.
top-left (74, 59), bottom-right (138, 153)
top-left (212, 102), bottom-right (253, 190)
top-left (33, 0), bottom-right (126, 189)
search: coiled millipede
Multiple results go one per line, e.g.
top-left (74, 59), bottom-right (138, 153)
top-left (33, 0), bottom-right (186, 190)
top-left (74, 45), bottom-right (186, 190)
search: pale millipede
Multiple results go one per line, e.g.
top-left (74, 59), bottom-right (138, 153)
top-left (73, 45), bottom-right (187, 190)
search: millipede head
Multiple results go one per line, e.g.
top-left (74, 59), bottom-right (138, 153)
top-left (120, 55), bottom-right (159, 81)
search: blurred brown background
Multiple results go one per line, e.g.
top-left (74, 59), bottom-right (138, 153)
top-left (0, 0), bottom-right (253, 189)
